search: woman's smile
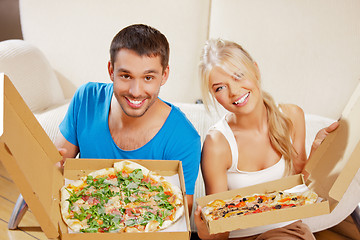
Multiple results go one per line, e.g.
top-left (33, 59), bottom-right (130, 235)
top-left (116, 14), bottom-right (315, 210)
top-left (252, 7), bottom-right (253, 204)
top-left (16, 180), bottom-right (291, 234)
top-left (233, 92), bottom-right (250, 106)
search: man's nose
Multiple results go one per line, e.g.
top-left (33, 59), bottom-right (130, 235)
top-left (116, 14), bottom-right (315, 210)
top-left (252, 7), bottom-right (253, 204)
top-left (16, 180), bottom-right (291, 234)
top-left (129, 79), bottom-right (142, 97)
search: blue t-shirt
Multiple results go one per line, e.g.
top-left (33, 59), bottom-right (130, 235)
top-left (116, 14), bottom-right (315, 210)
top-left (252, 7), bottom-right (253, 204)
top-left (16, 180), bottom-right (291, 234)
top-left (59, 82), bottom-right (201, 195)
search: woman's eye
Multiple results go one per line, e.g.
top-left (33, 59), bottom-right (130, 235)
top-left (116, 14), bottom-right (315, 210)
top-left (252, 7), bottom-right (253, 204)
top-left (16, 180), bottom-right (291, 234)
top-left (233, 73), bottom-right (244, 80)
top-left (215, 86), bottom-right (226, 92)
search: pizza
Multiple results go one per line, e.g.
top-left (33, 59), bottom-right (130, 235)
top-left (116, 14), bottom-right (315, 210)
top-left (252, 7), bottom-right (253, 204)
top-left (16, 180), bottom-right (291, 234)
top-left (202, 189), bottom-right (318, 221)
top-left (60, 160), bottom-right (184, 233)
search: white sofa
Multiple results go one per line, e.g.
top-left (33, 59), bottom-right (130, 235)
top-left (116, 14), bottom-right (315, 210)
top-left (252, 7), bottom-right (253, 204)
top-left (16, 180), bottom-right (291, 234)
top-left (1, 0), bottom-right (360, 235)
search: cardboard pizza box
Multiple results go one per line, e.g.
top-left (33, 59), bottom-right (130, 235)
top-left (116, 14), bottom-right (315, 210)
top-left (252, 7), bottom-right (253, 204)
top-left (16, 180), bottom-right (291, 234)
top-left (196, 83), bottom-right (360, 234)
top-left (0, 74), bottom-right (191, 240)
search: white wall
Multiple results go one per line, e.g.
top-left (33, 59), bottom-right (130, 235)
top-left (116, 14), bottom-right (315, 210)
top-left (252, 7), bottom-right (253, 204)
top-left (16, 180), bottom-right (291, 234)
top-left (209, 0), bottom-right (360, 119)
top-left (19, 0), bottom-right (360, 119)
top-left (20, 0), bottom-right (210, 103)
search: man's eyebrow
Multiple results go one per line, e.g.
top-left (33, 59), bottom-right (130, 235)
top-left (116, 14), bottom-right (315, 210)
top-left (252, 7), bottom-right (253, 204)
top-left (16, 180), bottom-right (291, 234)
top-left (116, 68), bottom-right (131, 73)
top-left (144, 69), bottom-right (160, 74)
top-left (115, 69), bottom-right (160, 74)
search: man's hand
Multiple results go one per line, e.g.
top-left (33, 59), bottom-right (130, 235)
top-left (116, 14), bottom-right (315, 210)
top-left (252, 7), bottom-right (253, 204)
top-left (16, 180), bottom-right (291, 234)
top-left (54, 133), bottom-right (79, 171)
top-left (55, 148), bottom-right (67, 171)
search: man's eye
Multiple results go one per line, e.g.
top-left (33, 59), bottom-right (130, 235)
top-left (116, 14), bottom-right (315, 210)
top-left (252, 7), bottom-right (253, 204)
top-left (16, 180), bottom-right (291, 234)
top-left (215, 86), bottom-right (226, 92)
top-left (120, 74), bottom-right (131, 79)
top-left (145, 76), bottom-right (153, 81)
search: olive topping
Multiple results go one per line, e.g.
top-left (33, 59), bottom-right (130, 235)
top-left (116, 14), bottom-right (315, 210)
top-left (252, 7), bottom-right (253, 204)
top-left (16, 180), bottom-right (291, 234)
top-left (291, 197), bottom-right (297, 201)
top-left (236, 212), bottom-right (244, 215)
top-left (242, 198), bottom-right (247, 202)
top-left (258, 198), bottom-right (264, 203)
top-left (275, 204), bottom-right (282, 209)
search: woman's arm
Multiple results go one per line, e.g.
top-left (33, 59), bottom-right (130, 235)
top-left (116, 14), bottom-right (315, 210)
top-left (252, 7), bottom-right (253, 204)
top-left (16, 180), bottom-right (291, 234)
top-left (194, 131), bottom-right (231, 240)
top-left (281, 104), bottom-right (339, 174)
top-left (281, 104), bottom-right (307, 174)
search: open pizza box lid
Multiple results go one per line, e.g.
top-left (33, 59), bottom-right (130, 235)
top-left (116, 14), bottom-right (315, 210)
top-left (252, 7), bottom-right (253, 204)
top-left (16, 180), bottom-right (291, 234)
top-left (0, 74), bottom-right (191, 239)
top-left (304, 81), bottom-right (360, 211)
top-left (196, 81), bottom-right (360, 232)
top-left (0, 73), bottom-right (63, 238)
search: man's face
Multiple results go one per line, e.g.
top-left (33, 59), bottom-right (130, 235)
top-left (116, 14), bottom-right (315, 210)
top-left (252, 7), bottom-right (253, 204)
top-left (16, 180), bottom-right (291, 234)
top-left (108, 49), bottom-right (169, 118)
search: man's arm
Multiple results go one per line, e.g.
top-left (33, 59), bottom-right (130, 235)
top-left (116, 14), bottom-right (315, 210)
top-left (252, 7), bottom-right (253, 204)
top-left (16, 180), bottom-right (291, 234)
top-left (186, 194), bottom-right (193, 216)
top-left (54, 132), bottom-right (79, 169)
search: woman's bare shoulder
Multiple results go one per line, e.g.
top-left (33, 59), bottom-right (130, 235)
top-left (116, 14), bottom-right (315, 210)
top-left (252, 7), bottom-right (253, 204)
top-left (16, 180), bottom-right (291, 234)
top-left (279, 103), bottom-right (305, 123)
top-left (202, 129), bottom-right (232, 168)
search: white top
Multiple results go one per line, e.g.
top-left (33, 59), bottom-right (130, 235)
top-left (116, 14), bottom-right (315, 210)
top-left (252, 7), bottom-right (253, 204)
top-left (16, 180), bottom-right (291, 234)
top-left (208, 115), bottom-right (294, 238)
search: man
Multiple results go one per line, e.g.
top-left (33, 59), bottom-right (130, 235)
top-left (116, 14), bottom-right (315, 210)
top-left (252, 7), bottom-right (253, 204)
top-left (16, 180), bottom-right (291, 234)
top-left (55, 24), bottom-right (201, 213)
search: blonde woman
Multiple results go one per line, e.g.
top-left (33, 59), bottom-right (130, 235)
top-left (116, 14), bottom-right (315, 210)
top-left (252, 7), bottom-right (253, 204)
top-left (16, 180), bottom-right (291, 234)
top-left (194, 39), bottom-right (338, 240)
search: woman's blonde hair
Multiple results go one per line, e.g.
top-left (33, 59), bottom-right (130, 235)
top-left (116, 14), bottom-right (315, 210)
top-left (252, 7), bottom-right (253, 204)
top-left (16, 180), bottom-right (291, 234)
top-left (199, 39), bottom-right (296, 175)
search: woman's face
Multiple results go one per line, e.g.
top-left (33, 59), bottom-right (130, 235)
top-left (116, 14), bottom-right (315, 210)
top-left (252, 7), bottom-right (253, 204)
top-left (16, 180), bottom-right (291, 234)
top-left (209, 66), bottom-right (261, 115)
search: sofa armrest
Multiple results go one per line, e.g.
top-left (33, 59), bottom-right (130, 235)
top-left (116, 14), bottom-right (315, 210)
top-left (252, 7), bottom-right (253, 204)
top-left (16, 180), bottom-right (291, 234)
top-left (0, 40), bottom-right (65, 113)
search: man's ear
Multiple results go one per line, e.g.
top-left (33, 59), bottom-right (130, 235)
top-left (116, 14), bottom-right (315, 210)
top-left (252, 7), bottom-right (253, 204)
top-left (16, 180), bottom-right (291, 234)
top-left (108, 61), bottom-right (114, 82)
top-left (161, 65), bottom-right (170, 86)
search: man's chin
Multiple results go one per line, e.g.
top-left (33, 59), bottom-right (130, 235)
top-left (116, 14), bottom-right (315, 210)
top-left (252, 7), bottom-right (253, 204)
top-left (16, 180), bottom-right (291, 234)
top-left (121, 106), bottom-right (149, 118)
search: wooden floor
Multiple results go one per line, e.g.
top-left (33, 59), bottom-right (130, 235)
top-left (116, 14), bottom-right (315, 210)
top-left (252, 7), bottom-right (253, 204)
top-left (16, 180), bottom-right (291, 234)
top-left (0, 161), bottom-right (359, 240)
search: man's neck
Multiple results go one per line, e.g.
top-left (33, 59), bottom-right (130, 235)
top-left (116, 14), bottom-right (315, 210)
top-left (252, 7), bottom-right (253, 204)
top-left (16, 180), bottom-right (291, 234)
top-left (108, 96), bottom-right (171, 150)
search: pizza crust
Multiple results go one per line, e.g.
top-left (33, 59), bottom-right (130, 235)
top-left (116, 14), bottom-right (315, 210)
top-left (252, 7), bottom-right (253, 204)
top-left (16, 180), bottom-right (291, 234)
top-left (114, 160), bottom-right (150, 176)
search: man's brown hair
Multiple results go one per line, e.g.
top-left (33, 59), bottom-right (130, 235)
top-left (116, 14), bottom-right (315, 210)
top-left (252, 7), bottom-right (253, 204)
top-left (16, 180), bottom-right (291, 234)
top-left (110, 24), bottom-right (170, 72)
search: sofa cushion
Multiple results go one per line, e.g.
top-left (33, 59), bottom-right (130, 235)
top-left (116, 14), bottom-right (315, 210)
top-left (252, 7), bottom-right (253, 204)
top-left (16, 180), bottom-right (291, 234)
top-left (0, 40), bottom-right (65, 113)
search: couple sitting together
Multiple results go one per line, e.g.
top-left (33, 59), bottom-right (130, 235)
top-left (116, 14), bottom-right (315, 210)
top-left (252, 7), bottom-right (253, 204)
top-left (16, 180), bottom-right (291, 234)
top-left (55, 24), bottom-right (338, 240)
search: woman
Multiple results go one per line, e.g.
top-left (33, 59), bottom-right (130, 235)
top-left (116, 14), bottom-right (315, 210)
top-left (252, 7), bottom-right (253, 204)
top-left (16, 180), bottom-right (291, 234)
top-left (194, 39), bottom-right (338, 240)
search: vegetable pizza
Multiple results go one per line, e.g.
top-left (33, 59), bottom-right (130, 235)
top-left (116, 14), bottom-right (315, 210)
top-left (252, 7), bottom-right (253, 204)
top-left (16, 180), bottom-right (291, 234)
top-left (60, 160), bottom-right (184, 233)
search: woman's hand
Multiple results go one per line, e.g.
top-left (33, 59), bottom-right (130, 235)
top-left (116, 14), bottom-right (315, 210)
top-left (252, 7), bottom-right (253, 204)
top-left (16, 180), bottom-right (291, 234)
top-left (194, 205), bottom-right (229, 240)
top-left (307, 121), bottom-right (339, 163)
top-left (194, 205), bottom-right (210, 240)
top-left (312, 121), bottom-right (339, 151)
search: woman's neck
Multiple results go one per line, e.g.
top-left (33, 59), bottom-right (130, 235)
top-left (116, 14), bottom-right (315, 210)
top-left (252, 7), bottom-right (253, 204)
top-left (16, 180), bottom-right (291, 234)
top-left (228, 101), bottom-right (268, 133)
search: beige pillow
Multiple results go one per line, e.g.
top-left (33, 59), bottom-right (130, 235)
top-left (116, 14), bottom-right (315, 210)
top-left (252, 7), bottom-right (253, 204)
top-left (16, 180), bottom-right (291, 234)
top-left (0, 40), bottom-right (65, 113)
